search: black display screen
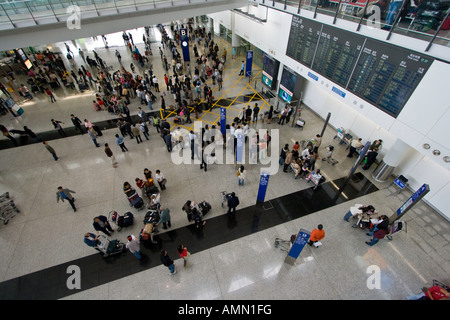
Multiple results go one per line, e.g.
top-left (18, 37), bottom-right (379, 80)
top-left (286, 16), bottom-right (322, 68)
top-left (262, 53), bottom-right (280, 90)
top-left (286, 16), bottom-right (434, 118)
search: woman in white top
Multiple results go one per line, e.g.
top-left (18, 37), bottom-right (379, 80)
top-left (155, 170), bottom-right (166, 191)
top-left (237, 165), bottom-right (246, 186)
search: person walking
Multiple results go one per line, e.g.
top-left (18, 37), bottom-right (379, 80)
top-left (115, 134), bottom-right (128, 152)
top-left (307, 224), bottom-right (325, 247)
top-left (237, 165), bottom-right (246, 186)
top-left (160, 250), bottom-right (176, 275)
top-left (43, 141), bottom-right (59, 161)
top-left (70, 114), bottom-right (84, 135)
top-left (93, 215), bottom-right (114, 236)
top-left (126, 235), bottom-right (142, 260)
top-left (157, 206), bottom-right (172, 229)
top-left (23, 126), bottom-right (41, 143)
top-left (0, 124), bottom-right (18, 147)
top-left (227, 192), bottom-right (240, 218)
top-left (139, 121), bottom-right (149, 140)
top-left (239, 60), bottom-right (245, 76)
top-left (104, 143), bottom-right (118, 167)
top-left (87, 127), bottom-right (100, 147)
top-left (51, 119), bottom-right (66, 137)
top-left (45, 88), bottom-right (56, 103)
top-left (56, 186), bottom-right (77, 212)
top-left (177, 244), bottom-right (190, 267)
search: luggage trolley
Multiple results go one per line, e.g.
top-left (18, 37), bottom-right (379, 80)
top-left (0, 193), bottom-right (20, 225)
top-left (387, 220), bottom-right (407, 241)
top-left (321, 145), bottom-right (339, 166)
top-left (96, 235), bottom-right (125, 258)
top-left (274, 235), bottom-right (296, 252)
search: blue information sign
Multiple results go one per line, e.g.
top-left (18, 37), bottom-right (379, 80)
top-left (256, 172), bottom-right (270, 202)
top-left (236, 133), bottom-right (244, 163)
top-left (396, 184), bottom-right (430, 217)
top-left (220, 107), bottom-right (226, 135)
top-left (245, 50), bottom-right (253, 77)
top-left (180, 28), bottom-right (190, 62)
top-left (287, 228), bottom-right (311, 260)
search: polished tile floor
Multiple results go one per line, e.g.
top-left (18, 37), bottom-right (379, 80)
top-left (0, 25), bottom-right (449, 301)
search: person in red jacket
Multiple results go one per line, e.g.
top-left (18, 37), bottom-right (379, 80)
top-left (308, 224), bottom-right (325, 247)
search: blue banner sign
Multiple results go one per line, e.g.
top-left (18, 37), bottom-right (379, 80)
top-left (332, 86), bottom-right (346, 98)
top-left (256, 172), bottom-right (270, 202)
top-left (307, 72), bottom-right (318, 81)
top-left (396, 184), bottom-right (430, 217)
top-left (245, 50), bottom-right (253, 77)
top-left (236, 133), bottom-right (244, 163)
top-left (180, 28), bottom-right (190, 62)
top-left (220, 107), bottom-right (226, 135)
top-left (287, 228), bottom-right (311, 260)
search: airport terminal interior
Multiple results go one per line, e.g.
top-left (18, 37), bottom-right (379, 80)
top-left (0, 0), bottom-right (449, 301)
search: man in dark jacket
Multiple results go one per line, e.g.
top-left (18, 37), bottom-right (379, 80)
top-left (93, 215), bottom-right (114, 236)
top-left (160, 250), bottom-right (176, 275)
top-left (227, 192), bottom-right (240, 218)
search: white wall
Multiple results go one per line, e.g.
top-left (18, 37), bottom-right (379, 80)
top-left (208, 8), bottom-right (450, 219)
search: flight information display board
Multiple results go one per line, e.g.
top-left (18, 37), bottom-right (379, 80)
top-left (286, 16), bottom-right (322, 68)
top-left (347, 38), bottom-right (433, 117)
top-left (286, 15), bottom-right (434, 118)
top-left (312, 25), bottom-right (365, 88)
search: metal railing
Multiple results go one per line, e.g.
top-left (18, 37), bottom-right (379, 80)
top-left (254, 0), bottom-right (450, 52)
top-left (0, 0), bottom-right (223, 30)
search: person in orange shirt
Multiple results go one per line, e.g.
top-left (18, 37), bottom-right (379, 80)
top-left (308, 224), bottom-right (325, 247)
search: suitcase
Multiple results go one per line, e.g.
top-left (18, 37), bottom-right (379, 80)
top-left (122, 212), bottom-right (134, 227)
top-left (199, 201), bottom-right (211, 215)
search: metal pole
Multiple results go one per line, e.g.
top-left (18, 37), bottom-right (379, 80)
top-left (319, 112), bottom-right (330, 139)
top-left (386, 0), bottom-right (408, 41)
top-left (356, 0), bottom-right (370, 32)
top-left (291, 94), bottom-right (302, 127)
top-left (297, 0), bottom-right (302, 14)
top-left (332, 141), bottom-right (371, 203)
top-left (332, 0), bottom-right (343, 24)
top-left (425, 9), bottom-right (450, 52)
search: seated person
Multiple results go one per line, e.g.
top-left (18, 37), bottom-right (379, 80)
top-left (84, 232), bottom-right (100, 247)
top-left (123, 181), bottom-right (135, 197)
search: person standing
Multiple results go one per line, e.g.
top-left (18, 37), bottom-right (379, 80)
top-left (177, 244), bottom-right (190, 267)
top-left (104, 143), bottom-right (118, 167)
top-left (237, 165), bottom-right (246, 186)
top-left (126, 235), bottom-right (142, 260)
top-left (252, 103), bottom-right (260, 123)
top-left (56, 186), bottom-right (77, 212)
top-left (70, 114), bottom-right (84, 135)
top-left (131, 124), bottom-right (143, 144)
top-left (362, 148), bottom-right (378, 170)
top-left (45, 88), bottom-right (56, 103)
top-left (87, 127), bottom-right (100, 147)
top-left (93, 215), bottom-right (114, 236)
top-left (227, 192), bottom-right (240, 218)
top-left (163, 131), bottom-right (172, 152)
top-left (43, 141), bottom-right (59, 161)
top-left (347, 137), bottom-right (363, 158)
top-left (160, 250), bottom-right (176, 275)
top-left (157, 206), bottom-right (172, 229)
top-left (115, 134), bottom-right (128, 152)
top-left (307, 224), bottom-right (325, 247)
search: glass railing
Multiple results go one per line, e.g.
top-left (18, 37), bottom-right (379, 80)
top-left (0, 0), bottom-right (229, 30)
top-left (255, 0), bottom-right (450, 51)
